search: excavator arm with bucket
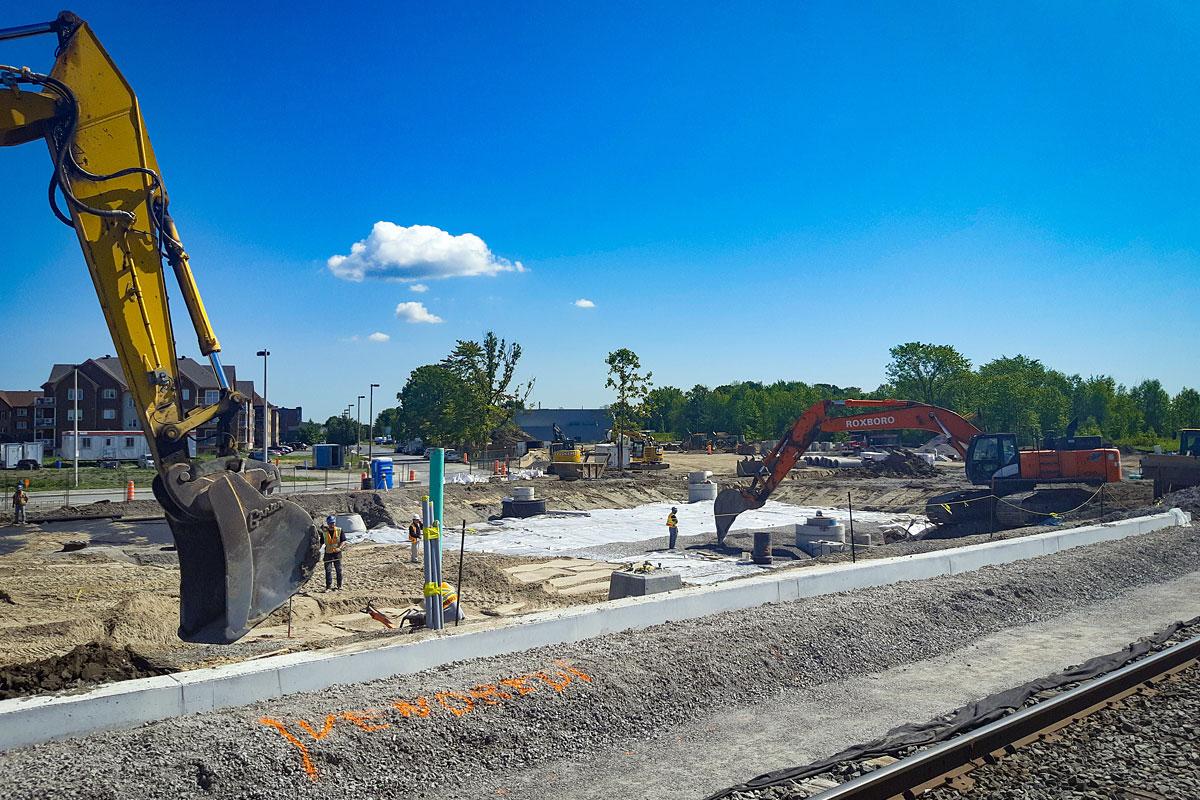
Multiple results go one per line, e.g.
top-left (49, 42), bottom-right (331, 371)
top-left (713, 399), bottom-right (986, 542)
top-left (1, 13), bottom-right (319, 643)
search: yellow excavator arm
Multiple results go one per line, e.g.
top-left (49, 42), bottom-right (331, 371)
top-left (1, 12), bottom-right (319, 643)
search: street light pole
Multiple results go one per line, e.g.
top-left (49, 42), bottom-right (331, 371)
top-left (356, 394), bottom-right (365, 465)
top-left (73, 365), bottom-right (79, 488)
top-left (368, 383), bottom-right (379, 463)
top-left (256, 349), bottom-right (270, 457)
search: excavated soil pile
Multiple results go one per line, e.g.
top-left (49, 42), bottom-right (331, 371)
top-left (855, 450), bottom-right (938, 478)
top-left (0, 642), bottom-right (172, 699)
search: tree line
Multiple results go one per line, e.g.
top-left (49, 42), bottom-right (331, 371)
top-left (295, 339), bottom-right (1198, 452)
top-left (643, 342), bottom-right (1198, 450)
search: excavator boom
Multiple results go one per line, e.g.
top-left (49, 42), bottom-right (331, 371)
top-left (1, 13), bottom-right (319, 643)
top-left (714, 399), bottom-right (983, 541)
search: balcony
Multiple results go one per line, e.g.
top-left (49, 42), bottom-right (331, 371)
top-left (35, 397), bottom-right (55, 407)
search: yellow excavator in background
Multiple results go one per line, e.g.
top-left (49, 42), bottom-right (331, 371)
top-left (1, 12), bottom-right (320, 643)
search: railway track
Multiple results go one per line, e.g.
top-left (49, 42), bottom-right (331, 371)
top-left (809, 632), bottom-right (1200, 800)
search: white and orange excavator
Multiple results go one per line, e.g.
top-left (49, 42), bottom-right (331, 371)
top-left (714, 399), bottom-right (1122, 541)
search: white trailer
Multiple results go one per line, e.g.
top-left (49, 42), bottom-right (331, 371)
top-left (61, 431), bottom-right (154, 463)
top-left (0, 442), bottom-right (42, 469)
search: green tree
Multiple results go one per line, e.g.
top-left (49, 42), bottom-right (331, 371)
top-left (396, 365), bottom-right (489, 447)
top-left (1173, 388), bottom-right (1200, 430)
top-left (322, 415), bottom-right (358, 446)
top-left (441, 331), bottom-right (533, 440)
top-left (294, 420), bottom-right (323, 446)
top-left (605, 348), bottom-right (653, 468)
top-left (643, 386), bottom-right (686, 436)
top-left (884, 342), bottom-right (973, 409)
top-left (1131, 379), bottom-right (1172, 436)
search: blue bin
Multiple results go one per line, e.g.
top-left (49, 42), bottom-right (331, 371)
top-left (371, 457), bottom-right (394, 490)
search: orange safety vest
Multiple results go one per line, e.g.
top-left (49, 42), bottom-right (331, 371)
top-left (440, 581), bottom-right (458, 611)
top-left (666, 513), bottom-right (677, 528)
top-left (408, 521), bottom-right (422, 543)
top-left (322, 525), bottom-right (342, 554)
top-left (13, 491), bottom-right (28, 507)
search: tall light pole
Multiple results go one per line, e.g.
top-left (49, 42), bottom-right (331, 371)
top-left (356, 394), bottom-right (365, 464)
top-left (368, 383), bottom-right (379, 463)
top-left (73, 365), bottom-right (79, 488)
top-left (256, 349), bottom-right (270, 456)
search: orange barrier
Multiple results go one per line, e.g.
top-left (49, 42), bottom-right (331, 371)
top-left (125, 479), bottom-right (135, 502)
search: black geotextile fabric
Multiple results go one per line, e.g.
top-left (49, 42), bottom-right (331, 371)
top-left (703, 614), bottom-right (1200, 799)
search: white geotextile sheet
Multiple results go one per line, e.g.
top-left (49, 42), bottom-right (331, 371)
top-left (349, 500), bottom-right (931, 585)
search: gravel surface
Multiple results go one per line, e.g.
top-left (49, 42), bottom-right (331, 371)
top-left (0, 524), bottom-right (1196, 799)
top-left (925, 661), bottom-right (1200, 800)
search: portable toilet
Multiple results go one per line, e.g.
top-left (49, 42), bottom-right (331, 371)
top-left (313, 443), bottom-right (343, 469)
top-left (371, 456), bottom-right (394, 490)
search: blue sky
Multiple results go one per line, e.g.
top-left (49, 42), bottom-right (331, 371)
top-left (2, 2), bottom-right (1198, 421)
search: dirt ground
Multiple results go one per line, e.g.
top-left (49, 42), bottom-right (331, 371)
top-left (0, 453), bottom-right (1159, 697)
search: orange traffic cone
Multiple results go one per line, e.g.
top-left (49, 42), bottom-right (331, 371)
top-left (126, 479), bottom-right (135, 502)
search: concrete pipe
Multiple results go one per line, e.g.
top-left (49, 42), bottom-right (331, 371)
top-left (334, 514), bottom-right (367, 535)
top-left (687, 470), bottom-right (713, 485)
top-left (688, 481), bottom-right (719, 502)
top-left (511, 486), bottom-right (535, 501)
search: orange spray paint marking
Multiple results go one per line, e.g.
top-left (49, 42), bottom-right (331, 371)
top-left (341, 709), bottom-right (390, 732)
top-left (500, 675), bottom-right (538, 695)
top-left (259, 718), bottom-right (319, 783)
top-left (392, 696), bottom-right (432, 718)
top-left (296, 714), bottom-right (336, 740)
top-left (533, 670), bottom-right (572, 692)
top-left (468, 683), bottom-right (513, 705)
top-left (434, 690), bottom-right (476, 717)
top-left (555, 660), bottom-right (593, 682)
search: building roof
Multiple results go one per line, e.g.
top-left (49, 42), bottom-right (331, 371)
top-left (0, 390), bottom-right (41, 408)
top-left (46, 356), bottom-right (237, 391)
top-left (513, 408), bottom-right (614, 444)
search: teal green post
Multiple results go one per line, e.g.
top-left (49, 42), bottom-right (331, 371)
top-left (429, 447), bottom-right (445, 554)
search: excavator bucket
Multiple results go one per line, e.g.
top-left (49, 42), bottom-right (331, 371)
top-left (714, 487), bottom-right (758, 545)
top-left (153, 457), bottom-right (321, 644)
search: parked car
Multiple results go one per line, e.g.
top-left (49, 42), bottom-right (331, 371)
top-left (16, 459), bottom-right (41, 470)
top-left (98, 458), bottom-right (120, 469)
top-left (138, 454), bottom-right (155, 469)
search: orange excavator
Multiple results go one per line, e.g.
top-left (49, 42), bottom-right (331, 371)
top-left (714, 399), bottom-right (1122, 541)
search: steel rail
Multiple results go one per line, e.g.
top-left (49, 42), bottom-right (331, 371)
top-left (814, 633), bottom-right (1200, 800)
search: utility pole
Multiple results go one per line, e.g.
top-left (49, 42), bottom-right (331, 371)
top-left (357, 394), bottom-right (365, 465)
top-left (368, 383), bottom-right (379, 463)
top-left (256, 349), bottom-right (270, 456)
top-left (73, 365), bottom-right (79, 488)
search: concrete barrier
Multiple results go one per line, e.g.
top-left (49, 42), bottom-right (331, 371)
top-left (0, 508), bottom-right (1189, 752)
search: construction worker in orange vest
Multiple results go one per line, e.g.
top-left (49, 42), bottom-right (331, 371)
top-left (441, 581), bottom-right (465, 622)
top-left (666, 506), bottom-right (679, 549)
top-left (321, 515), bottom-right (347, 590)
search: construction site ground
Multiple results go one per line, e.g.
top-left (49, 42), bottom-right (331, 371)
top-left (0, 516), bottom-right (1196, 799)
top-left (0, 453), bottom-right (1162, 700)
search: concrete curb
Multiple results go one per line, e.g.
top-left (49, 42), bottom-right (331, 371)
top-left (0, 508), bottom-right (1190, 752)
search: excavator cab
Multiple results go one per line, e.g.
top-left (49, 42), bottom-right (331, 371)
top-left (964, 433), bottom-right (1019, 485)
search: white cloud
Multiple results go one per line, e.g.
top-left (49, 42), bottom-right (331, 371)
top-left (574, 298), bottom-right (596, 308)
top-left (410, 283), bottom-right (429, 293)
top-left (395, 301), bottom-right (444, 324)
top-left (328, 222), bottom-right (525, 282)
top-left (367, 332), bottom-right (390, 342)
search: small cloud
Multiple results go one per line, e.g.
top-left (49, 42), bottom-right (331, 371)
top-left (367, 332), bottom-right (391, 342)
top-left (410, 283), bottom-right (429, 293)
top-left (573, 298), bottom-right (596, 308)
top-left (327, 222), bottom-right (524, 282)
top-left (395, 301), bottom-right (444, 324)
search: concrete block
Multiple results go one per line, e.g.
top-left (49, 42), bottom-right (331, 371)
top-left (796, 524), bottom-right (846, 545)
top-left (797, 540), bottom-right (849, 557)
top-left (608, 570), bottom-right (684, 600)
